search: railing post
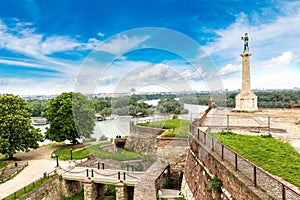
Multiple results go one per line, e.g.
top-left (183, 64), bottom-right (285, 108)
top-left (221, 144), bottom-right (224, 160)
top-left (253, 166), bottom-right (257, 187)
top-left (227, 115), bottom-right (229, 131)
top-left (235, 153), bottom-right (238, 171)
top-left (102, 162), bottom-right (105, 170)
top-left (97, 162), bottom-right (100, 169)
top-left (86, 169), bottom-right (89, 177)
top-left (268, 116), bottom-right (271, 134)
top-left (118, 172), bottom-right (121, 180)
top-left (197, 129), bottom-right (200, 139)
top-left (91, 169), bottom-right (94, 177)
top-left (55, 154), bottom-right (59, 167)
top-left (203, 132), bottom-right (206, 145)
top-left (211, 138), bottom-right (214, 151)
top-left (282, 184), bottom-right (286, 200)
top-left (123, 172), bottom-right (126, 180)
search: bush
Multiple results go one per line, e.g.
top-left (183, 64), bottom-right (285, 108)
top-left (0, 161), bottom-right (7, 169)
top-left (105, 184), bottom-right (116, 196)
top-left (82, 137), bottom-right (97, 143)
top-left (99, 135), bottom-right (108, 141)
top-left (211, 177), bottom-right (222, 193)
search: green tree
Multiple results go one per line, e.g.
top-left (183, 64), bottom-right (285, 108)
top-left (28, 99), bottom-right (49, 117)
top-left (0, 94), bottom-right (43, 159)
top-left (157, 97), bottom-right (188, 114)
top-left (45, 92), bottom-right (95, 144)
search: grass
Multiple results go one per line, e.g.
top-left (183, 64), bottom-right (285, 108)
top-left (210, 131), bottom-right (300, 189)
top-left (53, 141), bottom-right (155, 163)
top-left (0, 161), bottom-right (7, 169)
top-left (138, 119), bottom-right (190, 138)
top-left (5, 174), bottom-right (56, 200)
top-left (61, 191), bottom-right (84, 200)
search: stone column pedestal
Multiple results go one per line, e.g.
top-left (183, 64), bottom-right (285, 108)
top-left (235, 52), bottom-right (258, 112)
top-left (116, 181), bottom-right (127, 200)
top-left (235, 91), bottom-right (258, 112)
top-left (83, 178), bottom-right (97, 200)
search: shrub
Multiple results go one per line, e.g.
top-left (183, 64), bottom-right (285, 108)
top-left (82, 137), bottom-right (97, 143)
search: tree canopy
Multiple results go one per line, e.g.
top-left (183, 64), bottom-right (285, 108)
top-left (45, 92), bottom-right (95, 144)
top-left (0, 94), bottom-right (43, 159)
top-left (157, 96), bottom-right (189, 114)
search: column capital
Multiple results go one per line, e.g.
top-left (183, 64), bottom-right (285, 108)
top-left (240, 52), bottom-right (252, 57)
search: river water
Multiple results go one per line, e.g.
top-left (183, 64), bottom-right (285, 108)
top-left (36, 103), bottom-right (207, 144)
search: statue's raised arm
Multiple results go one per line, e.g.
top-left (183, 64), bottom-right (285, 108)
top-left (241, 33), bottom-right (249, 52)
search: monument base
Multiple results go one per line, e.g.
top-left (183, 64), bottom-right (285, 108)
top-left (234, 91), bottom-right (258, 112)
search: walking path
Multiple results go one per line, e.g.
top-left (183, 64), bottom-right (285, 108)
top-left (0, 145), bottom-right (70, 199)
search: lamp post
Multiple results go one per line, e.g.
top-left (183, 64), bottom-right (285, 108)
top-left (70, 148), bottom-right (73, 161)
top-left (55, 153), bottom-right (59, 167)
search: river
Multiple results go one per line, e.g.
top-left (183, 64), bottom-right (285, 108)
top-left (36, 103), bottom-right (207, 144)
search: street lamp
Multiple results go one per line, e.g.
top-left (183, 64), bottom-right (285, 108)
top-left (70, 148), bottom-right (73, 161)
top-left (55, 153), bottom-right (59, 167)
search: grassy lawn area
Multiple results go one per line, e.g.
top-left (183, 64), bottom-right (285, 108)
top-left (53, 141), bottom-right (155, 163)
top-left (0, 161), bottom-right (7, 169)
top-left (138, 119), bottom-right (190, 138)
top-left (210, 132), bottom-right (300, 189)
top-left (0, 154), bottom-right (8, 169)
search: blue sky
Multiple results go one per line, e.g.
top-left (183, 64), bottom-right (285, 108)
top-left (0, 0), bottom-right (299, 95)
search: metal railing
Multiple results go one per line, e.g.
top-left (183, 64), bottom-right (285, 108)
top-left (4, 170), bottom-right (56, 200)
top-left (62, 167), bottom-right (139, 181)
top-left (189, 124), bottom-right (300, 200)
top-left (133, 115), bottom-right (191, 125)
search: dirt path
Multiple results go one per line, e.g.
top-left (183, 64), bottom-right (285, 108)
top-left (14, 144), bottom-right (76, 160)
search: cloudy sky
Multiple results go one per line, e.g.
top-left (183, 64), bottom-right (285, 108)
top-left (0, 0), bottom-right (299, 95)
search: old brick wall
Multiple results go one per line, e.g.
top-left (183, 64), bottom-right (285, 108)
top-left (182, 139), bottom-right (270, 200)
top-left (156, 137), bottom-right (188, 189)
top-left (19, 177), bottom-right (62, 200)
top-left (125, 123), bottom-right (164, 154)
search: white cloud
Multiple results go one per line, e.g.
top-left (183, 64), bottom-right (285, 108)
top-left (95, 34), bottom-right (150, 54)
top-left (41, 36), bottom-right (81, 55)
top-left (204, 3), bottom-right (300, 58)
top-left (264, 51), bottom-right (294, 67)
top-left (219, 64), bottom-right (241, 76)
top-left (125, 64), bottom-right (176, 83)
top-left (97, 32), bottom-right (105, 37)
top-left (98, 75), bottom-right (117, 86)
top-left (181, 67), bottom-right (205, 81)
top-left (0, 78), bottom-right (9, 86)
top-left (0, 58), bottom-right (40, 68)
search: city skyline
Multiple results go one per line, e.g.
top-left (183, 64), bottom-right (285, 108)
top-left (0, 0), bottom-right (299, 95)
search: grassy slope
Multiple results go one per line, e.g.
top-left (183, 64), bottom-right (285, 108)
top-left (138, 119), bottom-right (190, 138)
top-left (53, 141), bottom-right (154, 163)
top-left (212, 132), bottom-right (300, 188)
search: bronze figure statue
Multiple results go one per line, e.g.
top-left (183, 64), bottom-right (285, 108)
top-left (241, 33), bottom-right (249, 52)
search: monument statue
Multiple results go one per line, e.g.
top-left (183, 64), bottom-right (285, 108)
top-left (235, 33), bottom-right (258, 112)
top-left (241, 33), bottom-right (249, 52)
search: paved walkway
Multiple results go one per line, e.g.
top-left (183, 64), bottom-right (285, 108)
top-left (0, 159), bottom-right (68, 199)
top-left (0, 145), bottom-right (71, 199)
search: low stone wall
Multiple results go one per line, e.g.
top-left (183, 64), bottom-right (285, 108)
top-left (125, 122), bottom-right (164, 154)
top-left (156, 137), bottom-right (188, 189)
top-left (192, 107), bottom-right (212, 127)
top-left (133, 162), bottom-right (169, 199)
top-left (18, 176), bottom-right (83, 200)
top-left (181, 138), bottom-right (270, 200)
top-left (19, 176), bottom-right (62, 200)
top-left (99, 144), bottom-right (115, 153)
